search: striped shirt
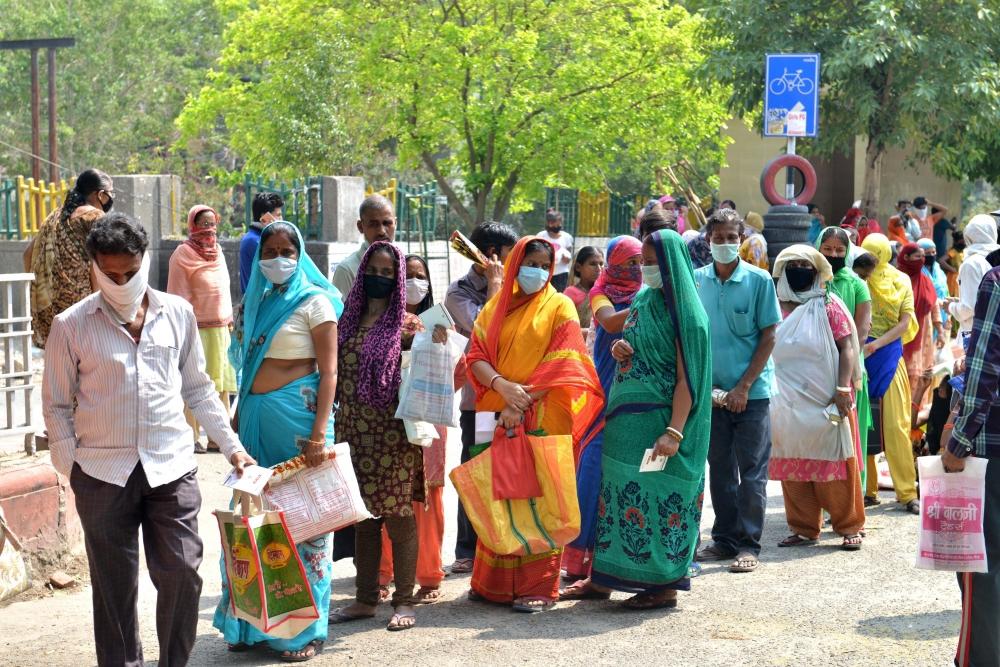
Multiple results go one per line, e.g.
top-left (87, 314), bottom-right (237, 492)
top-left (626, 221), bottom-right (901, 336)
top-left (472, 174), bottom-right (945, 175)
top-left (43, 288), bottom-right (245, 487)
top-left (948, 266), bottom-right (1000, 459)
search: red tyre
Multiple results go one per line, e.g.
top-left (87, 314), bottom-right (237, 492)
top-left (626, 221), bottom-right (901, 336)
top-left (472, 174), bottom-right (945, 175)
top-left (760, 154), bottom-right (817, 206)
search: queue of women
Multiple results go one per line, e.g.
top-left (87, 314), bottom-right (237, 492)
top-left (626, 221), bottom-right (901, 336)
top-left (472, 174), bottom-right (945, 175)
top-left (194, 197), bottom-right (998, 661)
top-left (32, 171), bottom-right (996, 663)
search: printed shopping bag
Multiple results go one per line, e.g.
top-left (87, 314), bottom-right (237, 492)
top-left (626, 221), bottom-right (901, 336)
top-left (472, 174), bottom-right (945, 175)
top-left (264, 444), bottom-right (373, 544)
top-left (450, 432), bottom-right (580, 556)
top-left (491, 425), bottom-right (543, 500)
top-left (215, 492), bottom-right (319, 638)
top-left (915, 455), bottom-right (988, 573)
top-left (395, 330), bottom-right (466, 427)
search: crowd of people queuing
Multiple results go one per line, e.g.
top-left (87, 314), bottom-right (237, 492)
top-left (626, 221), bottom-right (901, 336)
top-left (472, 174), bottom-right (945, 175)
top-left (29, 168), bottom-right (1000, 666)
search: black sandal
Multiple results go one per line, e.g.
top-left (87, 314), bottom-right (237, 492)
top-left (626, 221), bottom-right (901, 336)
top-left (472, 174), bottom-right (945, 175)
top-left (279, 639), bottom-right (323, 662)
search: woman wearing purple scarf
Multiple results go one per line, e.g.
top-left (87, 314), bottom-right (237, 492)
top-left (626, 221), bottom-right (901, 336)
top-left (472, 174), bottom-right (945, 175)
top-left (330, 241), bottom-right (425, 631)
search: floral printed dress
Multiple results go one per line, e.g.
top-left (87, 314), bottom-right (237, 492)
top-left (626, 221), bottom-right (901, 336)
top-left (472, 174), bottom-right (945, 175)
top-left (337, 324), bottom-right (424, 517)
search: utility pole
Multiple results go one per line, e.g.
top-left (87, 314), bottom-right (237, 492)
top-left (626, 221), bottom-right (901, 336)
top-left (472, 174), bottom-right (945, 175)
top-left (0, 38), bottom-right (76, 182)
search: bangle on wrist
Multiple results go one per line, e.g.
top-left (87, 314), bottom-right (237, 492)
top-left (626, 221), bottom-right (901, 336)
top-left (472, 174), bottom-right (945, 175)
top-left (664, 426), bottom-right (684, 442)
top-left (488, 374), bottom-right (503, 390)
top-left (836, 386), bottom-right (852, 394)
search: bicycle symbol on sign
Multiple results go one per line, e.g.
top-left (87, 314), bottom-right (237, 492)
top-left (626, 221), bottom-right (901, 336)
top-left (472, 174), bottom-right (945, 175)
top-left (769, 68), bottom-right (814, 95)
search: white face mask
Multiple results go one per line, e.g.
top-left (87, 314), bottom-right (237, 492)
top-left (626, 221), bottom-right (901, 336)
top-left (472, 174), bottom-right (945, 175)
top-left (93, 252), bottom-right (150, 324)
top-left (640, 264), bottom-right (662, 289)
top-left (405, 278), bottom-right (430, 305)
top-left (259, 257), bottom-right (297, 285)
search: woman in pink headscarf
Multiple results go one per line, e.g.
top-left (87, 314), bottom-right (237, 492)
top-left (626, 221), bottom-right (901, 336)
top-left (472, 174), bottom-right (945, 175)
top-left (167, 205), bottom-right (235, 452)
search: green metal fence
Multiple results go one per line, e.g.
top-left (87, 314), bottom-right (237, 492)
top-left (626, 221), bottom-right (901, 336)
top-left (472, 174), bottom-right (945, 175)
top-left (0, 179), bottom-right (18, 240)
top-left (244, 174), bottom-right (324, 240)
top-left (609, 192), bottom-right (636, 236)
top-left (544, 187), bottom-right (580, 236)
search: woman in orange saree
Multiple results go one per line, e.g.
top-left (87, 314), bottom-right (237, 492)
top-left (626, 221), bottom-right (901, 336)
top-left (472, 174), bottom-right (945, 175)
top-left (465, 237), bottom-right (604, 612)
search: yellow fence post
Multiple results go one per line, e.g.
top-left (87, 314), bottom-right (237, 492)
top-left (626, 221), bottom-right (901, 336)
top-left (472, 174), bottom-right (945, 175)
top-left (15, 175), bottom-right (71, 238)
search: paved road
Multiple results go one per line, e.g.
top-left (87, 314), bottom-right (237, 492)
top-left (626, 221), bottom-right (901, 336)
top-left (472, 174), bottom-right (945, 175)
top-left (0, 441), bottom-right (960, 667)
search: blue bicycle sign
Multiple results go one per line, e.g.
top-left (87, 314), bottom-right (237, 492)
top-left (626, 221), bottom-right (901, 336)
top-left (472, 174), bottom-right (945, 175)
top-left (764, 53), bottom-right (820, 137)
top-left (769, 68), bottom-right (814, 96)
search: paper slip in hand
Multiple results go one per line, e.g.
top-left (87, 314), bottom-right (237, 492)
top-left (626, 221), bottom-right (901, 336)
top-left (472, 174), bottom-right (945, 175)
top-left (419, 303), bottom-right (456, 331)
top-left (222, 465), bottom-right (273, 495)
top-left (639, 448), bottom-right (668, 473)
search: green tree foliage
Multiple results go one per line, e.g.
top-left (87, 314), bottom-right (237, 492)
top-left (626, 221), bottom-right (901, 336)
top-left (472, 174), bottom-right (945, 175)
top-left (0, 0), bottom-right (224, 180)
top-left (180, 0), bottom-right (732, 226)
top-left (695, 0), bottom-right (1000, 214)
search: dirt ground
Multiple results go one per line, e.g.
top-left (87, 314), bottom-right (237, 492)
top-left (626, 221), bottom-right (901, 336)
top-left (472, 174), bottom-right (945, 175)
top-left (0, 445), bottom-right (961, 667)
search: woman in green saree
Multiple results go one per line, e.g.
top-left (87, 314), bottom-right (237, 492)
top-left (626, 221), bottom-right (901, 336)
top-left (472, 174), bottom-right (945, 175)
top-left (590, 229), bottom-right (712, 610)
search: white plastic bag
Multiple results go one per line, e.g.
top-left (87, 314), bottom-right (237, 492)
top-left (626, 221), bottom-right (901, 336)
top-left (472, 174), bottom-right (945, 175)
top-left (395, 329), bottom-right (466, 427)
top-left (915, 455), bottom-right (988, 573)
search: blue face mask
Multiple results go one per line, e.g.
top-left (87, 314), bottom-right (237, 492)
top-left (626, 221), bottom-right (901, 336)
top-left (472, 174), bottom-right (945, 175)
top-left (517, 266), bottom-right (549, 294)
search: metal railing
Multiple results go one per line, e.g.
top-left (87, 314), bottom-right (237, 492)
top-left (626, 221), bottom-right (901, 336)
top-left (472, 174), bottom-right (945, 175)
top-left (243, 174), bottom-right (324, 240)
top-left (0, 273), bottom-right (35, 437)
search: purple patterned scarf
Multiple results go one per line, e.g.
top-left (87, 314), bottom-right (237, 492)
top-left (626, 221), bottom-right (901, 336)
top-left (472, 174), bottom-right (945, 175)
top-left (337, 241), bottom-right (406, 409)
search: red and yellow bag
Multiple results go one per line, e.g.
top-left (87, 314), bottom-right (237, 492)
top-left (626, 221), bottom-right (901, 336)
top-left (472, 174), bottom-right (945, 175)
top-left (450, 431), bottom-right (580, 556)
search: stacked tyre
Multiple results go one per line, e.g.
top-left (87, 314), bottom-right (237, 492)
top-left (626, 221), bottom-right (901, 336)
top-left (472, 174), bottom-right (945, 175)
top-left (762, 204), bottom-right (812, 267)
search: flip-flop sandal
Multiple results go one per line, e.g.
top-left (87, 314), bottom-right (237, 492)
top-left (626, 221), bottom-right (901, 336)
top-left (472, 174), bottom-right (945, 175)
top-left (559, 581), bottom-right (611, 601)
top-left (905, 499), bottom-right (921, 515)
top-left (207, 441), bottom-right (221, 452)
top-left (227, 642), bottom-right (251, 652)
top-left (778, 534), bottom-right (818, 548)
top-left (695, 543), bottom-right (736, 562)
top-left (329, 607), bottom-right (375, 624)
top-left (621, 592), bottom-right (677, 610)
top-left (450, 558), bottom-right (474, 574)
top-left (386, 612), bottom-right (416, 631)
top-left (279, 640), bottom-right (323, 662)
top-left (864, 496), bottom-right (881, 507)
top-left (378, 585), bottom-right (391, 603)
top-left (841, 534), bottom-right (863, 551)
top-left (414, 587), bottom-right (443, 604)
top-left (729, 553), bottom-right (759, 573)
top-left (512, 597), bottom-right (556, 613)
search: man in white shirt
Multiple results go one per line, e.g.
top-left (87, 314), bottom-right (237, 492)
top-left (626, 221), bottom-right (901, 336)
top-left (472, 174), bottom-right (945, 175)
top-left (331, 194), bottom-right (397, 296)
top-left (537, 208), bottom-right (573, 292)
top-left (43, 212), bottom-right (255, 667)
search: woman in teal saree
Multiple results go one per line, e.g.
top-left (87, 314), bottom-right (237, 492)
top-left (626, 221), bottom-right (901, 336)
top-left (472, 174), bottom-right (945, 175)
top-left (590, 228), bottom-right (712, 610)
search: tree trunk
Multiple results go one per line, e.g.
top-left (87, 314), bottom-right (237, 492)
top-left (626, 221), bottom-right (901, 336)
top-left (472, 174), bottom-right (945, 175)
top-left (861, 137), bottom-right (884, 219)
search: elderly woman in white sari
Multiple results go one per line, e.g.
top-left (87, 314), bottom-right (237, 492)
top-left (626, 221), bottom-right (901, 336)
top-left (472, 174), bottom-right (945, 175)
top-left (768, 245), bottom-right (866, 552)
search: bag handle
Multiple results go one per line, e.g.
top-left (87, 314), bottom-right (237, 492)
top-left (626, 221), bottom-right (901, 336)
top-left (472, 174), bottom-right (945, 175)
top-left (233, 490), bottom-right (263, 517)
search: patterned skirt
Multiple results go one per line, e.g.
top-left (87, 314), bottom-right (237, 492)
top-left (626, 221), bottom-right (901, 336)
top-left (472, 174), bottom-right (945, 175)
top-left (336, 328), bottom-right (424, 517)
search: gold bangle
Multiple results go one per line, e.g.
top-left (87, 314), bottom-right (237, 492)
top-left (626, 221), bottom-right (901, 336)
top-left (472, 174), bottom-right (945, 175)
top-left (306, 439), bottom-right (326, 447)
top-left (665, 427), bottom-right (684, 442)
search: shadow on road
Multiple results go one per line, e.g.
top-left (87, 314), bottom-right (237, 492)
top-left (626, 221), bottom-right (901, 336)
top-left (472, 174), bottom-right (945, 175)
top-left (856, 610), bottom-right (959, 641)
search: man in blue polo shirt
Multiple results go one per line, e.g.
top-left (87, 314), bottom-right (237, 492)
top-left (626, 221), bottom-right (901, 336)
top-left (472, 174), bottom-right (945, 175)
top-left (694, 208), bottom-right (781, 574)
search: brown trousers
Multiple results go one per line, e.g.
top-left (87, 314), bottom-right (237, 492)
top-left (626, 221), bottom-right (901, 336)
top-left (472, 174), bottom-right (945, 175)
top-left (781, 457), bottom-right (866, 540)
top-left (355, 514), bottom-right (418, 607)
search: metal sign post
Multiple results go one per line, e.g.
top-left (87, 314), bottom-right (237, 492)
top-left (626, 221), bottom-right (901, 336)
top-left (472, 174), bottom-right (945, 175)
top-left (764, 53), bottom-right (820, 203)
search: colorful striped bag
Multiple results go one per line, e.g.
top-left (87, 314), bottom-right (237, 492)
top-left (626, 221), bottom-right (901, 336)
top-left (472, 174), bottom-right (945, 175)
top-left (450, 431), bottom-right (580, 556)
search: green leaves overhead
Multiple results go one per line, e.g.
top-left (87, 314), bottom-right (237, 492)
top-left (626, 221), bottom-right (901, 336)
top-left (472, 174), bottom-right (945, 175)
top-left (181, 0), bottom-right (731, 225)
top-left (696, 0), bottom-right (1000, 186)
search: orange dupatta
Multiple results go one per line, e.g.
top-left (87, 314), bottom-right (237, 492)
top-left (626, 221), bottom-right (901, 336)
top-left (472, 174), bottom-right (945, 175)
top-left (466, 237), bottom-right (604, 458)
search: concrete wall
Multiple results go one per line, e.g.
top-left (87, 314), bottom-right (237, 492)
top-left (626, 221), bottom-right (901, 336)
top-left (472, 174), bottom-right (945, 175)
top-left (719, 118), bottom-right (962, 224)
top-left (852, 137), bottom-right (963, 223)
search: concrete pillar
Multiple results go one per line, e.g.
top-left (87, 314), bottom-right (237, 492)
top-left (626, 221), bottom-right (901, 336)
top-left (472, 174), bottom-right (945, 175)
top-left (320, 176), bottom-right (364, 242)
top-left (111, 174), bottom-right (182, 289)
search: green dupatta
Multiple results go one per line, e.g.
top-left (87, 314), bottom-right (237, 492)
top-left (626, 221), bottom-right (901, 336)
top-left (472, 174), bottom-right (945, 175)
top-left (591, 229), bottom-right (712, 591)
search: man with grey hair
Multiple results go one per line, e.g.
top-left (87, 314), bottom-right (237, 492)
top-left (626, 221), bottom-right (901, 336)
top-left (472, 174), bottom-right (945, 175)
top-left (332, 194), bottom-right (397, 296)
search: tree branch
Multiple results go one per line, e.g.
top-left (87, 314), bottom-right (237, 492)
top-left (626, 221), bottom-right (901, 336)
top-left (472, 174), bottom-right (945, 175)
top-left (421, 151), bottom-right (473, 227)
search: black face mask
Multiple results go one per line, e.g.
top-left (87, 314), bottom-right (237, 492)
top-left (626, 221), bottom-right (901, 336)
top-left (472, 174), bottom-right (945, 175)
top-left (785, 266), bottom-right (817, 292)
top-left (363, 274), bottom-right (395, 299)
top-left (548, 226), bottom-right (562, 234)
top-left (101, 192), bottom-right (114, 213)
top-left (825, 255), bottom-right (847, 273)
top-left (954, 243), bottom-right (966, 252)
top-left (924, 255), bottom-right (937, 268)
